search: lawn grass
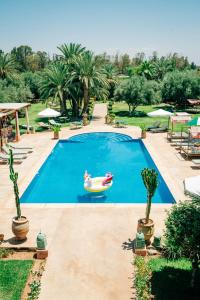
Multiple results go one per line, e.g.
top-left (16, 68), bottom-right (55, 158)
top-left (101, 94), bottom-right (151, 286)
top-left (18, 102), bottom-right (71, 133)
top-left (0, 260), bottom-right (33, 300)
top-left (113, 102), bottom-right (200, 131)
top-left (148, 258), bottom-right (200, 300)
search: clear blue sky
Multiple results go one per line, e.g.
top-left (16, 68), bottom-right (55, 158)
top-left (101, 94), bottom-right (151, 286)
top-left (1, 0), bottom-right (200, 63)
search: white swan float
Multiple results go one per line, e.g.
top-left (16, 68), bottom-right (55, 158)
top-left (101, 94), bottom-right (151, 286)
top-left (84, 172), bottom-right (113, 193)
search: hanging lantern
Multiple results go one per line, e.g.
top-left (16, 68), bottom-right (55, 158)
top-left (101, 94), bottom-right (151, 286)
top-left (152, 235), bottom-right (161, 249)
top-left (36, 231), bottom-right (47, 250)
top-left (135, 232), bottom-right (145, 249)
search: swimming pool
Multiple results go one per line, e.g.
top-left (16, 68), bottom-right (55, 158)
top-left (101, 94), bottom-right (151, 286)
top-left (20, 132), bottom-right (175, 204)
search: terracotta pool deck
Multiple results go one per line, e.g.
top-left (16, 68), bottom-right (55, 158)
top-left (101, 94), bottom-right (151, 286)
top-left (0, 104), bottom-right (196, 299)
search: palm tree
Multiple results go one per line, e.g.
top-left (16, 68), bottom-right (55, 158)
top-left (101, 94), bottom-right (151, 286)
top-left (153, 58), bottom-right (174, 80)
top-left (103, 64), bottom-right (118, 99)
top-left (39, 62), bottom-right (73, 115)
top-left (57, 43), bottom-right (86, 65)
top-left (138, 61), bottom-right (154, 80)
top-left (74, 51), bottom-right (108, 113)
top-left (0, 53), bottom-right (16, 79)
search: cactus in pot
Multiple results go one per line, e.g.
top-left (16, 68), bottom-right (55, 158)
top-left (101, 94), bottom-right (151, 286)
top-left (9, 150), bottom-right (29, 240)
top-left (137, 168), bottom-right (159, 243)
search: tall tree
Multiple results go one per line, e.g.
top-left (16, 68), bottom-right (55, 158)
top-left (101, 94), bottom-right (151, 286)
top-left (103, 64), bottom-right (118, 99)
top-left (0, 53), bottom-right (16, 79)
top-left (74, 51), bottom-right (108, 113)
top-left (58, 43), bottom-right (86, 65)
top-left (11, 45), bottom-right (32, 71)
top-left (138, 61), bottom-right (154, 80)
top-left (39, 62), bottom-right (72, 114)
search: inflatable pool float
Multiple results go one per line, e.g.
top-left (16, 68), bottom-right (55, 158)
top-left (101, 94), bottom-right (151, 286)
top-left (84, 176), bottom-right (113, 193)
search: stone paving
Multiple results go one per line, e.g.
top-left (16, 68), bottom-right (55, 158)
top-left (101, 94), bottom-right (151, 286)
top-left (0, 103), bottom-right (196, 300)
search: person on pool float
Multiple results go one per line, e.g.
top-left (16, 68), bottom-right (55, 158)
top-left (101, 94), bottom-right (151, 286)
top-left (102, 172), bottom-right (113, 186)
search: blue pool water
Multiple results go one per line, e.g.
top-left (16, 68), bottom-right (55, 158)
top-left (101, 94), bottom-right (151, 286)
top-left (20, 132), bottom-right (175, 204)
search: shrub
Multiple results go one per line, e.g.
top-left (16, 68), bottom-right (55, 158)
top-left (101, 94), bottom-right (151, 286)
top-left (164, 199), bottom-right (200, 288)
top-left (162, 70), bottom-right (200, 107)
top-left (134, 256), bottom-right (151, 300)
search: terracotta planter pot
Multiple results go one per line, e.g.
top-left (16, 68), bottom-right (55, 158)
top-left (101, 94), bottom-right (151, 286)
top-left (12, 216), bottom-right (29, 240)
top-left (141, 131), bottom-right (146, 139)
top-left (54, 132), bottom-right (59, 139)
top-left (137, 218), bottom-right (154, 243)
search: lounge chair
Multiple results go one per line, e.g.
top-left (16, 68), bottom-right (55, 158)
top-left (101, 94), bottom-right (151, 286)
top-left (38, 122), bottom-right (50, 129)
top-left (8, 143), bottom-right (33, 150)
top-left (0, 152), bottom-right (27, 163)
top-left (150, 125), bottom-right (168, 133)
top-left (192, 159), bottom-right (200, 166)
top-left (146, 121), bottom-right (161, 131)
top-left (184, 175), bottom-right (200, 197)
top-left (167, 131), bottom-right (189, 141)
top-left (49, 119), bottom-right (61, 126)
top-left (2, 145), bottom-right (30, 156)
top-left (20, 124), bottom-right (33, 130)
top-left (181, 146), bottom-right (200, 159)
top-left (70, 121), bottom-right (83, 130)
top-left (113, 120), bottom-right (127, 128)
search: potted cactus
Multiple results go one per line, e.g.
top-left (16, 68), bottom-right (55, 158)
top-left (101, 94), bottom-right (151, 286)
top-left (137, 168), bottom-right (158, 244)
top-left (51, 124), bottom-right (61, 139)
top-left (9, 150), bottom-right (29, 240)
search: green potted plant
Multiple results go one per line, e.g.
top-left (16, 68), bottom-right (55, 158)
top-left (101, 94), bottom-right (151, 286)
top-left (9, 150), bottom-right (29, 240)
top-left (51, 124), bottom-right (61, 139)
top-left (137, 168), bottom-right (158, 243)
top-left (140, 124), bottom-right (146, 139)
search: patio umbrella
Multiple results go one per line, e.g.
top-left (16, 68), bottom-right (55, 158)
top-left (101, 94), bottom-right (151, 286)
top-left (187, 117), bottom-right (200, 126)
top-left (38, 108), bottom-right (61, 118)
top-left (147, 109), bottom-right (173, 117)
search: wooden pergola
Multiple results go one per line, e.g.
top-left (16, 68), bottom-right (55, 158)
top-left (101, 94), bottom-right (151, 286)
top-left (0, 103), bottom-right (31, 147)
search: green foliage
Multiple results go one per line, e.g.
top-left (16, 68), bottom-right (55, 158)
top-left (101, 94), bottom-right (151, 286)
top-left (107, 101), bottom-right (113, 115)
top-left (0, 79), bottom-right (33, 103)
top-left (51, 124), bottom-right (61, 133)
top-left (141, 168), bottom-right (158, 222)
top-left (164, 200), bottom-right (200, 262)
top-left (0, 248), bottom-right (13, 259)
top-left (0, 53), bottom-right (16, 79)
top-left (8, 150), bottom-right (21, 219)
top-left (134, 256), bottom-right (151, 300)
top-left (162, 70), bottom-right (200, 107)
top-left (114, 76), bottom-right (145, 115)
top-left (21, 71), bottom-right (41, 99)
top-left (28, 280), bottom-right (41, 300)
top-left (142, 80), bottom-right (162, 104)
top-left (148, 257), bottom-right (199, 300)
top-left (0, 260), bottom-right (33, 300)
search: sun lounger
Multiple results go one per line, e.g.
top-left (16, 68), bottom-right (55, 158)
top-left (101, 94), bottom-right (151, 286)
top-left (192, 159), bottom-right (200, 166)
top-left (167, 131), bottom-right (189, 141)
top-left (70, 121), bottom-right (83, 129)
top-left (49, 119), bottom-right (61, 126)
top-left (0, 152), bottom-right (27, 163)
top-left (181, 146), bottom-right (200, 159)
top-left (8, 143), bottom-right (33, 150)
top-left (184, 175), bottom-right (200, 197)
top-left (113, 120), bottom-right (127, 128)
top-left (150, 125), bottom-right (168, 133)
top-left (20, 124), bottom-right (33, 130)
top-left (38, 122), bottom-right (50, 129)
top-left (2, 145), bottom-right (30, 156)
top-left (146, 121), bottom-right (161, 131)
